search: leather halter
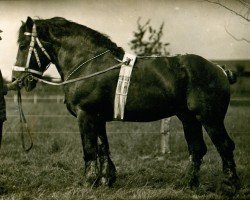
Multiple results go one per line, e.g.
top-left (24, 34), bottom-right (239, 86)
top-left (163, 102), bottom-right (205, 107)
top-left (12, 21), bottom-right (113, 84)
top-left (12, 23), bottom-right (52, 76)
top-left (12, 20), bottom-right (128, 86)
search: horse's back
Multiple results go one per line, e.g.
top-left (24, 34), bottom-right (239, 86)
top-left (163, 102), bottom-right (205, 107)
top-left (180, 54), bottom-right (229, 86)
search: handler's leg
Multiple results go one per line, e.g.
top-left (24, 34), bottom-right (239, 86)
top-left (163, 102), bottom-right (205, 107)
top-left (0, 121), bottom-right (3, 148)
top-left (0, 70), bottom-right (6, 148)
top-left (77, 110), bottom-right (99, 187)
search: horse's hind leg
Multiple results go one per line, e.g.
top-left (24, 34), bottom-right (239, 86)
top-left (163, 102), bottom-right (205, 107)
top-left (77, 110), bottom-right (99, 187)
top-left (96, 121), bottom-right (116, 186)
top-left (203, 121), bottom-right (240, 195)
top-left (177, 112), bottom-right (207, 189)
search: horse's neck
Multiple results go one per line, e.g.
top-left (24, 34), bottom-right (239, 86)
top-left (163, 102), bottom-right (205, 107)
top-left (53, 37), bottom-right (105, 80)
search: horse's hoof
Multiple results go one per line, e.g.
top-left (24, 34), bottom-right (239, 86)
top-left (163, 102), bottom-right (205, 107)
top-left (82, 180), bottom-right (93, 188)
top-left (83, 177), bottom-right (99, 188)
top-left (189, 176), bottom-right (199, 190)
top-left (100, 177), bottom-right (109, 187)
top-left (99, 174), bottom-right (116, 187)
top-left (99, 158), bottom-right (117, 187)
top-left (83, 161), bottom-right (100, 187)
top-left (184, 164), bottom-right (200, 189)
top-left (181, 174), bottom-right (199, 189)
top-left (217, 175), bottom-right (240, 196)
top-left (83, 173), bottom-right (99, 188)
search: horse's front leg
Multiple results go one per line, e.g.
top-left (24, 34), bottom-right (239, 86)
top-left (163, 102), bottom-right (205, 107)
top-left (77, 110), bottom-right (99, 187)
top-left (96, 121), bottom-right (116, 186)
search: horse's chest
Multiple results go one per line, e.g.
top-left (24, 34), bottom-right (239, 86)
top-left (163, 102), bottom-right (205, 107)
top-left (64, 83), bottom-right (105, 112)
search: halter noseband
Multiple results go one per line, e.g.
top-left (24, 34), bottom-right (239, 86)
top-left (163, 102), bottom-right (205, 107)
top-left (13, 22), bottom-right (52, 76)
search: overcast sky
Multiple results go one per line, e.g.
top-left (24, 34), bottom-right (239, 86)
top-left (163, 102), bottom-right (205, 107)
top-left (0, 0), bottom-right (249, 80)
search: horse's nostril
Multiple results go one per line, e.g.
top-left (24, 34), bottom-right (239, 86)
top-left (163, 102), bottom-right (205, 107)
top-left (12, 78), bottom-right (16, 82)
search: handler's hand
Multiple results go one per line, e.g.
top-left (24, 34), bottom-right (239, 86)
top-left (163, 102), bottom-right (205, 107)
top-left (5, 79), bottom-right (21, 92)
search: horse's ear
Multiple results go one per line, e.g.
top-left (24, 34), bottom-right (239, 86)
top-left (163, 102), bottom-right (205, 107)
top-left (21, 20), bottom-right (25, 25)
top-left (26, 16), bottom-right (33, 28)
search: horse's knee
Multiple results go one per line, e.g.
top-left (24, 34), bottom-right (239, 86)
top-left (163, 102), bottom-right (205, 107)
top-left (190, 141), bottom-right (207, 161)
top-left (215, 134), bottom-right (235, 158)
top-left (200, 141), bottom-right (207, 158)
top-left (224, 137), bottom-right (235, 152)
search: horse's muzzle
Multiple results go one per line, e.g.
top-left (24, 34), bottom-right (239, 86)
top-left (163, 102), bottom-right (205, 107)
top-left (23, 75), bottom-right (37, 92)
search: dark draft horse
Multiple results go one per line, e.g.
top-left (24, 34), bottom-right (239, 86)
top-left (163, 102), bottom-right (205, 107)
top-left (12, 17), bottom-right (240, 194)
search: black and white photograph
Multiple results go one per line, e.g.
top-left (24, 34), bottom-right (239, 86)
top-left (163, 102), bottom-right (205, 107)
top-left (0, 0), bottom-right (249, 199)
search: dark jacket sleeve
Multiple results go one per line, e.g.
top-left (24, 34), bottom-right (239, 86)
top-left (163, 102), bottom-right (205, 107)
top-left (0, 70), bottom-right (6, 121)
top-left (2, 84), bottom-right (7, 95)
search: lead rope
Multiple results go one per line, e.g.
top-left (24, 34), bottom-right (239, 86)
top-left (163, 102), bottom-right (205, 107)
top-left (17, 89), bottom-right (33, 152)
top-left (32, 60), bottom-right (128, 86)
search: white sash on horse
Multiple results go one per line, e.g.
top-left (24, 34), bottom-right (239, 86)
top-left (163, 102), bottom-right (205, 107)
top-left (114, 53), bottom-right (136, 120)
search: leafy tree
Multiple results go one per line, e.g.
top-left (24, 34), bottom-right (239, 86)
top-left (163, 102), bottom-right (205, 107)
top-left (129, 18), bottom-right (170, 56)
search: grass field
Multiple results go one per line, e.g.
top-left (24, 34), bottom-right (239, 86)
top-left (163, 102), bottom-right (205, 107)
top-left (0, 101), bottom-right (249, 199)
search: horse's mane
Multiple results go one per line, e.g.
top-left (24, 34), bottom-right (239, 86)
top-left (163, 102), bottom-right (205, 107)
top-left (18, 17), bottom-right (124, 57)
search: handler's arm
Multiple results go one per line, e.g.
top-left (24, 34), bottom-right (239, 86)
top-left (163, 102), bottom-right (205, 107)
top-left (3, 79), bottom-right (20, 94)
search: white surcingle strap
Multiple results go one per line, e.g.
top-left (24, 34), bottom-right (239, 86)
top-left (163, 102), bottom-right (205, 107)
top-left (114, 53), bottom-right (136, 120)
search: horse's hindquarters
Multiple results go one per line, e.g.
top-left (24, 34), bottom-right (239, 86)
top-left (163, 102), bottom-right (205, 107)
top-left (182, 54), bottom-right (231, 122)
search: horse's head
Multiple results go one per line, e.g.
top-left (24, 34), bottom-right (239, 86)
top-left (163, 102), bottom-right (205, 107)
top-left (13, 17), bottom-right (52, 91)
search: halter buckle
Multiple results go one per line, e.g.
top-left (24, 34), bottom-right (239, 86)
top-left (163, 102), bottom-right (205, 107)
top-left (27, 75), bottom-right (34, 82)
top-left (18, 79), bottom-right (23, 88)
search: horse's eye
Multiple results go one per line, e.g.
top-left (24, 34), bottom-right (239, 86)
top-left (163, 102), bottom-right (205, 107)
top-left (19, 45), bottom-right (26, 51)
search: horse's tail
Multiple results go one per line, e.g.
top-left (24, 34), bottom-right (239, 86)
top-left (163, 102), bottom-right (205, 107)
top-left (225, 69), bottom-right (237, 84)
top-left (219, 64), bottom-right (237, 84)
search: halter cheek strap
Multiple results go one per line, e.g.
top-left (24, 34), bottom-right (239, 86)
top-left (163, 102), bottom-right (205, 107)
top-left (13, 22), bottom-right (51, 76)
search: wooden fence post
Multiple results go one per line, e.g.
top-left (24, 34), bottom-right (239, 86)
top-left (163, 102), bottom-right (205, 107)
top-left (160, 118), bottom-right (171, 154)
top-left (34, 94), bottom-right (37, 104)
top-left (56, 95), bottom-right (60, 103)
top-left (14, 94), bottom-right (17, 104)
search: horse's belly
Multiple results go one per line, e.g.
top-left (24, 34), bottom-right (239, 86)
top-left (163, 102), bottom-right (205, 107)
top-left (123, 109), bottom-right (175, 122)
top-left (123, 87), bottom-right (177, 122)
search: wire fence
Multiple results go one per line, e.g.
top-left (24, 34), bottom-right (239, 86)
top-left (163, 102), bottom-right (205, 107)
top-left (5, 95), bottom-right (250, 105)
top-left (4, 97), bottom-right (249, 154)
top-left (5, 94), bottom-right (65, 104)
